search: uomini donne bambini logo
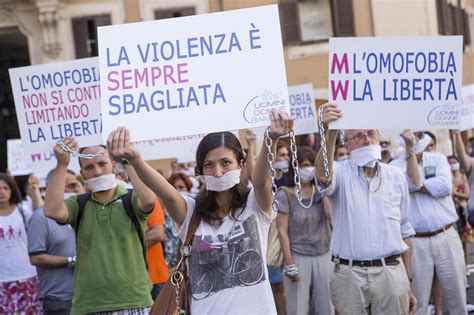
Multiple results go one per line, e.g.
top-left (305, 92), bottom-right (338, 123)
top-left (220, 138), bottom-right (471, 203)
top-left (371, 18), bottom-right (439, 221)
top-left (427, 104), bottom-right (459, 127)
top-left (243, 90), bottom-right (287, 124)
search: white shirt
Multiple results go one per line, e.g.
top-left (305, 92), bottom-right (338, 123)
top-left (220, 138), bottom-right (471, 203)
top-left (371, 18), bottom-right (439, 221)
top-left (0, 205), bottom-right (37, 283)
top-left (319, 159), bottom-right (414, 260)
top-left (391, 152), bottom-right (458, 232)
top-left (174, 189), bottom-right (277, 315)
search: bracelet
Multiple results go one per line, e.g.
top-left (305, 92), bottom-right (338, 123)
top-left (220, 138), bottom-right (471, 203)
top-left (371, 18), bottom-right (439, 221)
top-left (67, 256), bottom-right (76, 268)
top-left (121, 159), bottom-right (130, 165)
top-left (283, 264), bottom-right (299, 277)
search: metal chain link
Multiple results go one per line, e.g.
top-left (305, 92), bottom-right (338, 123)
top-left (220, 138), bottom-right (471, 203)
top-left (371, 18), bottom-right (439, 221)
top-left (56, 140), bottom-right (105, 159)
top-left (339, 130), bottom-right (345, 146)
top-left (289, 130), bottom-right (303, 203)
top-left (318, 106), bottom-right (330, 178)
top-left (171, 270), bottom-right (185, 315)
top-left (265, 128), bottom-right (279, 213)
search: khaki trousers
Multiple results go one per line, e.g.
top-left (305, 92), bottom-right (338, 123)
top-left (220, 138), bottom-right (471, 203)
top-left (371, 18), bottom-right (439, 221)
top-left (412, 226), bottom-right (467, 315)
top-left (330, 257), bottom-right (409, 314)
top-left (283, 251), bottom-right (334, 315)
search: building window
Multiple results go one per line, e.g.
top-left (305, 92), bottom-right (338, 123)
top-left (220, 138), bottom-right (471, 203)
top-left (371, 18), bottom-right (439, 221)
top-left (72, 15), bottom-right (111, 59)
top-left (436, 0), bottom-right (471, 47)
top-left (279, 0), bottom-right (354, 45)
top-left (155, 7), bottom-right (195, 20)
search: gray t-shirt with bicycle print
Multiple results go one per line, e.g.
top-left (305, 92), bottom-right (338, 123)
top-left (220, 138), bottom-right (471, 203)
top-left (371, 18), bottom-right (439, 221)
top-left (175, 189), bottom-right (277, 315)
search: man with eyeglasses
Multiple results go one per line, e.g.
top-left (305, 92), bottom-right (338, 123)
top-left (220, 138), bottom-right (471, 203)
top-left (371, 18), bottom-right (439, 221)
top-left (315, 103), bottom-right (416, 314)
top-left (27, 169), bottom-right (85, 314)
top-left (391, 130), bottom-right (466, 314)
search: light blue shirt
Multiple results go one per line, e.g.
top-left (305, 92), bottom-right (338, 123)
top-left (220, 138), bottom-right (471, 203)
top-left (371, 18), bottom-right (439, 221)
top-left (318, 159), bottom-right (414, 260)
top-left (391, 152), bottom-right (458, 232)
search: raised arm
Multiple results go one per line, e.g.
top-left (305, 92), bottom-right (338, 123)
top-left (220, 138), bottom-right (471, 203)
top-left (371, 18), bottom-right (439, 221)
top-left (244, 129), bottom-right (256, 183)
top-left (401, 130), bottom-right (422, 189)
top-left (122, 162), bottom-right (156, 213)
top-left (44, 137), bottom-right (76, 223)
top-left (107, 127), bottom-right (188, 226)
top-left (453, 131), bottom-right (472, 176)
top-left (315, 103), bottom-right (341, 187)
top-left (27, 173), bottom-right (44, 210)
top-left (252, 109), bottom-right (293, 216)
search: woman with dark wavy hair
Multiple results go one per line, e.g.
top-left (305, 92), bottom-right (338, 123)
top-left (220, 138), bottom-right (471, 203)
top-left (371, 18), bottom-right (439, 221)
top-left (0, 173), bottom-right (42, 314)
top-left (107, 109), bottom-right (293, 314)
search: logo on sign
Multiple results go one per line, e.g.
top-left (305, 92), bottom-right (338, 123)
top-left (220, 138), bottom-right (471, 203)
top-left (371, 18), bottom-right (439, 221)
top-left (243, 90), bottom-right (286, 124)
top-left (427, 104), bottom-right (459, 127)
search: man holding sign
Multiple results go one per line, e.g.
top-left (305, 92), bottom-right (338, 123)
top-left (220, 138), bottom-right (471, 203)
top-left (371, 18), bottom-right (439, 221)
top-left (44, 138), bottom-right (156, 314)
top-left (315, 103), bottom-right (416, 314)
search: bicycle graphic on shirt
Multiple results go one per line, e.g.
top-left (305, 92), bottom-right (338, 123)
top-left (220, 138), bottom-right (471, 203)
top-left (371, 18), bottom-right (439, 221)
top-left (190, 241), bottom-right (264, 300)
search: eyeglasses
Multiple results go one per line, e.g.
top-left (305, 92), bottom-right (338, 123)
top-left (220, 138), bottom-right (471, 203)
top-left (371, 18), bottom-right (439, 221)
top-left (66, 183), bottom-right (81, 190)
top-left (345, 130), bottom-right (378, 143)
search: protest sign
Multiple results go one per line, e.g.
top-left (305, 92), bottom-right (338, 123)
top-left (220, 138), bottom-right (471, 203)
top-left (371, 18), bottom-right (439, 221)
top-left (288, 83), bottom-right (318, 135)
top-left (459, 85), bottom-right (474, 131)
top-left (253, 83), bottom-right (317, 139)
top-left (98, 5), bottom-right (289, 143)
top-left (329, 36), bottom-right (463, 129)
top-left (133, 131), bottom-right (239, 162)
top-left (7, 139), bottom-right (80, 187)
top-left (9, 57), bottom-right (102, 155)
top-left (7, 139), bottom-right (33, 176)
top-left (133, 134), bottom-right (207, 163)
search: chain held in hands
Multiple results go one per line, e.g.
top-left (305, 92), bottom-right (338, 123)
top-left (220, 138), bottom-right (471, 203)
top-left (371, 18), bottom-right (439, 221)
top-left (289, 130), bottom-right (303, 204)
top-left (318, 106), bottom-right (330, 178)
top-left (56, 140), bottom-right (105, 159)
top-left (265, 128), bottom-right (280, 213)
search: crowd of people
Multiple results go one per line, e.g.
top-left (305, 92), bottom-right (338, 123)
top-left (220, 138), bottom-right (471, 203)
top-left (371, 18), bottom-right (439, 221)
top-left (0, 105), bottom-right (473, 314)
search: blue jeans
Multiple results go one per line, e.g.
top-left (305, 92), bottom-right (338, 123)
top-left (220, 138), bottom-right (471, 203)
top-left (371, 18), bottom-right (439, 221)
top-left (267, 265), bottom-right (283, 284)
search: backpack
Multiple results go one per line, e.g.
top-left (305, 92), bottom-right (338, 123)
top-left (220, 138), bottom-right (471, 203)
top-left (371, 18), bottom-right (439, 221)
top-left (75, 189), bottom-right (148, 267)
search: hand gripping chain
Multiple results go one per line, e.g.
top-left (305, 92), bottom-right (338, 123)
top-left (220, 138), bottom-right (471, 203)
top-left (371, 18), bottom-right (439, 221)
top-left (56, 140), bottom-right (105, 159)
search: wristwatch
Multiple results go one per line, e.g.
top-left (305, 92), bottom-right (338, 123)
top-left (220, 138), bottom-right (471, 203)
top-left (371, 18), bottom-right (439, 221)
top-left (405, 148), bottom-right (415, 160)
top-left (67, 256), bottom-right (76, 268)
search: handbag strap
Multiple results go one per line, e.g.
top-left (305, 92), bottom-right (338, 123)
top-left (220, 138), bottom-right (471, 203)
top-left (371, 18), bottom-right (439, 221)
top-left (176, 209), bottom-right (201, 263)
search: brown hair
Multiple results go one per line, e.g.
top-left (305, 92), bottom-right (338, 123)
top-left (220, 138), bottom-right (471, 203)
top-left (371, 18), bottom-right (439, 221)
top-left (168, 173), bottom-right (193, 192)
top-left (0, 173), bottom-right (23, 205)
top-left (287, 146), bottom-right (316, 187)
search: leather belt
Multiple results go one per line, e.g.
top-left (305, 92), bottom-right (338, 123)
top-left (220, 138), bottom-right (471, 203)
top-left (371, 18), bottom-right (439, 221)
top-left (415, 223), bottom-right (452, 237)
top-left (331, 254), bottom-right (400, 267)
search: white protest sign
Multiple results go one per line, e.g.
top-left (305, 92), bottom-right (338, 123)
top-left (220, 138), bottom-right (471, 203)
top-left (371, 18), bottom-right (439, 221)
top-left (329, 36), bottom-right (463, 129)
top-left (133, 131), bottom-right (239, 163)
top-left (133, 134), bottom-right (206, 163)
top-left (459, 85), bottom-right (474, 131)
top-left (253, 83), bottom-right (317, 139)
top-left (98, 5), bottom-right (289, 143)
top-left (7, 139), bottom-right (80, 187)
top-left (7, 139), bottom-right (33, 176)
top-left (9, 57), bottom-right (102, 154)
top-left (288, 83), bottom-right (318, 135)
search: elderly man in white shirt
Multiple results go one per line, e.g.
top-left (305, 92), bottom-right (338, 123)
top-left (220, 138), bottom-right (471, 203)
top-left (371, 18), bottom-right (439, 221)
top-left (316, 103), bottom-right (417, 315)
top-left (392, 130), bottom-right (466, 315)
